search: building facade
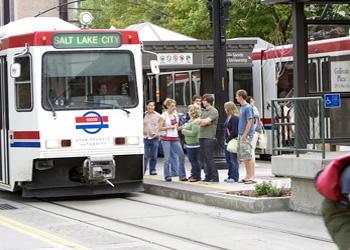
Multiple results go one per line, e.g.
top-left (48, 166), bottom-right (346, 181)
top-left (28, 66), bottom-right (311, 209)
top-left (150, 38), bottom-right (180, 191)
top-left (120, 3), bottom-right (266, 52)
top-left (1, 0), bottom-right (80, 25)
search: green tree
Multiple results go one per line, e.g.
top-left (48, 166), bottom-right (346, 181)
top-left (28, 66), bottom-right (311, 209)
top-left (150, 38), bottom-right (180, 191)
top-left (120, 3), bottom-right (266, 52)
top-left (79, 0), bottom-right (302, 44)
top-left (80, 0), bottom-right (169, 29)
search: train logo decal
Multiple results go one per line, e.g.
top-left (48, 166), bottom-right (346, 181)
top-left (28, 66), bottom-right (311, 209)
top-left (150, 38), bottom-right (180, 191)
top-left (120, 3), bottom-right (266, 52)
top-left (75, 111), bottom-right (109, 134)
top-left (10, 131), bottom-right (41, 148)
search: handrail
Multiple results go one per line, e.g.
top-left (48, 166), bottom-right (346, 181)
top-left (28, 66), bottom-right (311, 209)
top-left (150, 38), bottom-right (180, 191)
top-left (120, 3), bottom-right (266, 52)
top-left (271, 96), bottom-right (325, 159)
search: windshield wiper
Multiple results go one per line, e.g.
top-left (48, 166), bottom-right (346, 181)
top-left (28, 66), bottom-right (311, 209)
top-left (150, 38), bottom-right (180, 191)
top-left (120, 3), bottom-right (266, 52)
top-left (47, 97), bottom-right (57, 119)
top-left (74, 100), bottom-right (131, 117)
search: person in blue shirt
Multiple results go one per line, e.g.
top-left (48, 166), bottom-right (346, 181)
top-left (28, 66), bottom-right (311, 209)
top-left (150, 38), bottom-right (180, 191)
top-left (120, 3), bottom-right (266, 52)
top-left (235, 89), bottom-right (256, 184)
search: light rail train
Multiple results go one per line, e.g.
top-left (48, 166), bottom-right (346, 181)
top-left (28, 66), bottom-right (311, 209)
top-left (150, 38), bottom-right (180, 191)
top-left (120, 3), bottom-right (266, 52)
top-left (0, 17), bottom-right (144, 197)
top-left (252, 35), bottom-right (350, 155)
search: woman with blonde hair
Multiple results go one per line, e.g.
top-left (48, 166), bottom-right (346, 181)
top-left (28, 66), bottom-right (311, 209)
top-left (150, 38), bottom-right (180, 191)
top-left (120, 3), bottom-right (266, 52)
top-left (159, 98), bottom-right (187, 182)
top-left (224, 101), bottom-right (240, 182)
top-left (182, 104), bottom-right (201, 182)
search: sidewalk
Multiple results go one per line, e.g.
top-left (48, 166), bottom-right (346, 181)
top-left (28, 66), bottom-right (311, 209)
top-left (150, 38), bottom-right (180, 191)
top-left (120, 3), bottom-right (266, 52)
top-left (143, 158), bottom-right (334, 244)
top-left (144, 158), bottom-right (290, 193)
top-left (143, 158), bottom-right (292, 212)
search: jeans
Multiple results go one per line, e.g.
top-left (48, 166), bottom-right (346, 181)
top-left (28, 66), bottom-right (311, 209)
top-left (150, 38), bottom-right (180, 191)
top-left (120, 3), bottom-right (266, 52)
top-left (199, 138), bottom-right (218, 181)
top-left (186, 147), bottom-right (201, 180)
top-left (143, 138), bottom-right (159, 174)
top-left (161, 140), bottom-right (186, 180)
top-left (224, 145), bottom-right (239, 181)
top-left (170, 149), bottom-right (179, 176)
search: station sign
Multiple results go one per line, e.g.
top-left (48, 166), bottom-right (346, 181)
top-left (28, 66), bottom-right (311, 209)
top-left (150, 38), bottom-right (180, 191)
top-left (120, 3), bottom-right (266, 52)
top-left (52, 33), bottom-right (122, 49)
top-left (157, 53), bottom-right (193, 65)
top-left (324, 93), bottom-right (341, 108)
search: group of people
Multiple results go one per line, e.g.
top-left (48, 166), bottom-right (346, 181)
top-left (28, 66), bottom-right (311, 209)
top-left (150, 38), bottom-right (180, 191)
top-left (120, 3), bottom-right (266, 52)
top-left (143, 89), bottom-right (263, 184)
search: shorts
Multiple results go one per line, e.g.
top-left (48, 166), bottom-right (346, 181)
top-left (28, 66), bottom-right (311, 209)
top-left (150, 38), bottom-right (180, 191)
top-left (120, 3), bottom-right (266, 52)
top-left (237, 135), bottom-right (253, 161)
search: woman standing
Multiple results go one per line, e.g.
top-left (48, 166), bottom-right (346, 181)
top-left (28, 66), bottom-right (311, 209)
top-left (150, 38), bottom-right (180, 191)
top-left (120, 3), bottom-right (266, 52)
top-left (181, 104), bottom-right (201, 182)
top-left (224, 101), bottom-right (240, 182)
top-left (159, 99), bottom-right (187, 182)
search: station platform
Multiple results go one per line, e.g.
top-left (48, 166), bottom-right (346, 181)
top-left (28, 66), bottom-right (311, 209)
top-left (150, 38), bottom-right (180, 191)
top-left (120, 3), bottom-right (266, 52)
top-left (143, 159), bottom-right (291, 213)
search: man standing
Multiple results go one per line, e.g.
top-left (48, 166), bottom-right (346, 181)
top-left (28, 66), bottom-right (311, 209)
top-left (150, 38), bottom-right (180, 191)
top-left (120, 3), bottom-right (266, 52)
top-left (235, 89), bottom-right (256, 184)
top-left (195, 94), bottom-right (219, 182)
top-left (143, 100), bottom-right (161, 175)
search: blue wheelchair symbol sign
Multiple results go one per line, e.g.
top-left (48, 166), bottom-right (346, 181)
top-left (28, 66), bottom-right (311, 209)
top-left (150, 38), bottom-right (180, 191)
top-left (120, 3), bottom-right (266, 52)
top-left (324, 94), bottom-right (341, 109)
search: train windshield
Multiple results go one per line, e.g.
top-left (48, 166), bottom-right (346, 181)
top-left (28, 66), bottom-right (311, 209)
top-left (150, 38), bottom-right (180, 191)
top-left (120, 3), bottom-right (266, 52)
top-left (42, 51), bottom-right (137, 110)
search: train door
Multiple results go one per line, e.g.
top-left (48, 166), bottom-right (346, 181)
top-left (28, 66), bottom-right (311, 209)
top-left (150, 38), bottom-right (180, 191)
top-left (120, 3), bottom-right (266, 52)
top-left (0, 57), bottom-right (9, 185)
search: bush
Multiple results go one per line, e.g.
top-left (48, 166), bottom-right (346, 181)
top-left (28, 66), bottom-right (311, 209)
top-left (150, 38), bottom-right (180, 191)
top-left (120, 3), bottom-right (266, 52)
top-left (255, 182), bottom-right (284, 197)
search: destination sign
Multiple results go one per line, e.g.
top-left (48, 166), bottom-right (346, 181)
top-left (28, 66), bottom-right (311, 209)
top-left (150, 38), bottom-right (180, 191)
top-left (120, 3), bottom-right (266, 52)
top-left (52, 33), bottom-right (122, 49)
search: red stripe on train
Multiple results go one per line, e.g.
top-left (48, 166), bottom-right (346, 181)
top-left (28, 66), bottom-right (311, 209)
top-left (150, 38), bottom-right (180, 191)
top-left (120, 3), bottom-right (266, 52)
top-left (0, 30), bottom-right (140, 50)
top-left (261, 118), bottom-right (272, 125)
top-left (13, 131), bottom-right (40, 139)
top-left (75, 116), bottom-right (108, 123)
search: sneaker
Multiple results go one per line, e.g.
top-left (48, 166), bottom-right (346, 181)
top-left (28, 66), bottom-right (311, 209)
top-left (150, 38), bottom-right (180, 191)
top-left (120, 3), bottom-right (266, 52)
top-left (165, 177), bottom-right (172, 182)
top-left (224, 178), bottom-right (235, 183)
top-left (209, 179), bottom-right (219, 183)
top-left (188, 177), bottom-right (200, 182)
top-left (180, 177), bottom-right (188, 181)
top-left (150, 171), bottom-right (158, 175)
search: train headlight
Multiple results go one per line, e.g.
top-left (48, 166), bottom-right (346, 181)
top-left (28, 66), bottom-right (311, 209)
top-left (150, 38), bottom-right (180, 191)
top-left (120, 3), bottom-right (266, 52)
top-left (79, 12), bottom-right (93, 26)
top-left (45, 139), bottom-right (60, 149)
top-left (114, 136), bottom-right (139, 145)
top-left (45, 139), bottom-right (72, 148)
top-left (126, 136), bottom-right (139, 145)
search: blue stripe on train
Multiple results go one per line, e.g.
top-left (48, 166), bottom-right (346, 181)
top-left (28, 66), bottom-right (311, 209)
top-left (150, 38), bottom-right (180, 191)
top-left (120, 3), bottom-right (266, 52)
top-left (76, 124), bottom-right (109, 129)
top-left (10, 142), bottom-right (41, 148)
top-left (264, 125), bottom-right (272, 130)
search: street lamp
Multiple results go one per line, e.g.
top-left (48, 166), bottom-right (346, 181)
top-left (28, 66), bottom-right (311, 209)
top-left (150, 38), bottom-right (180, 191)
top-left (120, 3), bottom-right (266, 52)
top-left (207, 0), bottom-right (232, 165)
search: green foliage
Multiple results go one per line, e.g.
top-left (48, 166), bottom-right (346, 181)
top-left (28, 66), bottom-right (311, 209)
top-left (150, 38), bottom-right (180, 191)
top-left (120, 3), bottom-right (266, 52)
top-left (79, 0), bottom-right (348, 45)
top-left (255, 182), bottom-right (284, 197)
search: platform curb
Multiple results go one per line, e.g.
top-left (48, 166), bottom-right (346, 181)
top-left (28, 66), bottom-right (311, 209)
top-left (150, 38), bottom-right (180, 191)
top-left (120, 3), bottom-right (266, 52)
top-left (143, 183), bottom-right (291, 213)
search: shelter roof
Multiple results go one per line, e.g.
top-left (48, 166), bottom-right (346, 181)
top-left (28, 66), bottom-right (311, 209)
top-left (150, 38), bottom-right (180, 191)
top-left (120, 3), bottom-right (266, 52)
top-left (0, 17), bottom-right (79, 38)
top-left (126, 22), bottom-right (197, 41)
top-left (229, 37), bottom-right (274, 49)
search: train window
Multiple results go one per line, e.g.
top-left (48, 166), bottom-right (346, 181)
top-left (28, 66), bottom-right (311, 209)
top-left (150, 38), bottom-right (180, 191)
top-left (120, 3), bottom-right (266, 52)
top-left (232, 68), bottom-right (253, 98)
top-left (308, 61), bottom-right (317, 93)
top-left (191, 71), bottom-right (201, 98)
top-left (174, 73), bottom-right (188, 106)
top-left (277, 63), bottom-right (293, 98)
top-left (42, 51), bottom-right (138, 110)
top-left (15, 56), bottom-right (32, 111)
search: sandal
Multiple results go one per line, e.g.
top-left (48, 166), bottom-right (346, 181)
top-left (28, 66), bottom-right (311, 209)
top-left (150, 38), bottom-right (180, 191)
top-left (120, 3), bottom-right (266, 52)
top-left (238, 179), bottom-right (250, 183)
top-left (244, 180), bottom-right (257, 184)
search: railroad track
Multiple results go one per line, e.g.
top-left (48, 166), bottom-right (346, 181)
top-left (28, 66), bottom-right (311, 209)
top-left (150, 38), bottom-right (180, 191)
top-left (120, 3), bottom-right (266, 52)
top-left (17, 194), bottom-right (332, 250)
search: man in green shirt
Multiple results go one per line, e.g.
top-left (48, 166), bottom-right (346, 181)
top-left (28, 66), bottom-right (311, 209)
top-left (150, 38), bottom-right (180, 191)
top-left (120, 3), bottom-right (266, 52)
top-left (194, 94), bottom-right (219, 182)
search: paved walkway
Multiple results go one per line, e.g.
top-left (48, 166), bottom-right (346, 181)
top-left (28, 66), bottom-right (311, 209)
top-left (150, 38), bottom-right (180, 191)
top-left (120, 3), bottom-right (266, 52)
top-left (143, 158), bottom-right (335, 246)
top-left (144, 158), bottom-right (290, 193)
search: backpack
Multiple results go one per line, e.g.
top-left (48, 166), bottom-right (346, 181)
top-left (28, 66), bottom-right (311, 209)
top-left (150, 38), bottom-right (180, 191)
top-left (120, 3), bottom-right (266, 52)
top-left (315, 154), bottom-right (350, 203)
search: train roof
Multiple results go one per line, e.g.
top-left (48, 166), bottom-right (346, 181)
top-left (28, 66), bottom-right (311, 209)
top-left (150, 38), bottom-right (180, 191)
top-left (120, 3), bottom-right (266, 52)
top-left (0, 17), bottom-right (140, 51)
top-left (252, 36), bottom-right (350, 60)
top-left (0, 17), bottom-right (79, 38)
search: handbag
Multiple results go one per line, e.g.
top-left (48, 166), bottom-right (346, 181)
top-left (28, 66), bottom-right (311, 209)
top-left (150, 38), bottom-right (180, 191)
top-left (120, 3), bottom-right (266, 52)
top-left (227, 138), bottom-right (238, 153)
top-left (256, 131), bottom-right (267, 149)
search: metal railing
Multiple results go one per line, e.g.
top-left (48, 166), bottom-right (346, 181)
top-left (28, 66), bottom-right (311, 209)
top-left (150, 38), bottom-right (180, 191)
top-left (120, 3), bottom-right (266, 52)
top-left (271, 97), bottom-right (325, 159)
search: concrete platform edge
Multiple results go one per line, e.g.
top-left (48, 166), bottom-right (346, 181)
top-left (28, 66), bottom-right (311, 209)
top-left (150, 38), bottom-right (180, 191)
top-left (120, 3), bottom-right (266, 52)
top-left (143, 183), bottom-right (291, 213)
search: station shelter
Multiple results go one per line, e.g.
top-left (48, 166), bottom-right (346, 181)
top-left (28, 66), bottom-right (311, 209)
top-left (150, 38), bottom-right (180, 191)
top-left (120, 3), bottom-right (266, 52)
top-left (128, 23), bottom-right (256, 163)
top-left (128, 23), bottom-right (256, 115)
